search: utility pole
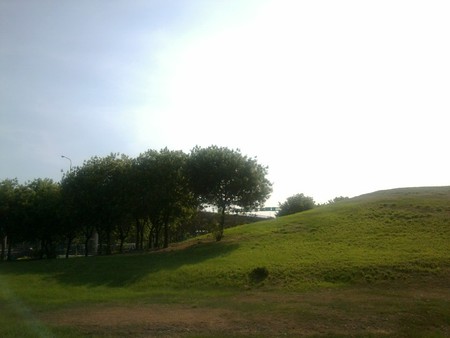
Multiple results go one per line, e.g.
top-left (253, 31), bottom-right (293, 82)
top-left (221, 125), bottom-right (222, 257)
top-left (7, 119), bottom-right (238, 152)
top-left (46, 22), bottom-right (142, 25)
top-left (61, 155), bottom-right (72, 172)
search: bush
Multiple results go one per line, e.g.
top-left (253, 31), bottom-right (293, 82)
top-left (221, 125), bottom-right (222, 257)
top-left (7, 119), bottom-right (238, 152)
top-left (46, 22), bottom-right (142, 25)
top-left (277, 193), bottom-right (315, 217)
top-left (249, 266), bottom-right (269, 283)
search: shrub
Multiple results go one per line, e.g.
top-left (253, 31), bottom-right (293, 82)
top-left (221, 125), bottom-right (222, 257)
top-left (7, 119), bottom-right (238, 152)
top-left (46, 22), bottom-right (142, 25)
top-left (249, 266), bottom-right (269, 284)
top-left (277, 193), bottom-right (315, 217)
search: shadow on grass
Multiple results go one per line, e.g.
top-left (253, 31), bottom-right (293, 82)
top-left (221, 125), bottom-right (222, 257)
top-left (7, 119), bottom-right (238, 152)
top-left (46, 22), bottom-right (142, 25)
top-left (0, 241), bottom-right (239, 288)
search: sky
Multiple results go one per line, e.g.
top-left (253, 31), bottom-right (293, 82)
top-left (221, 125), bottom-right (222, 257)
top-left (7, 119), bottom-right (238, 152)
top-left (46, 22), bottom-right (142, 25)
top-left (1, 0), bottom-right (449, 206)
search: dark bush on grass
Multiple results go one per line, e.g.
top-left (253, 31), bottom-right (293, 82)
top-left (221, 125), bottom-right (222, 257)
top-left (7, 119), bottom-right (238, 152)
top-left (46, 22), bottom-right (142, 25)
top-left (249, 267), bottom-right (269, 283)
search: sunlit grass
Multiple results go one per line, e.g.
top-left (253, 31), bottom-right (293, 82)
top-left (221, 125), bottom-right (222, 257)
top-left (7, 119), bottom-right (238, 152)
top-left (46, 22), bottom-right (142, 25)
top-left (0, 186), bottom-right (449, 336)
top-left (2, 186), bottom-right (450, 294)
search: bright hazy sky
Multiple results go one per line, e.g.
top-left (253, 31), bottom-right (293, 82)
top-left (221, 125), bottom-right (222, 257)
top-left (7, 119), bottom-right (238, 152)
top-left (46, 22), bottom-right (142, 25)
top-left (1, 0), bottom-right (449, 206)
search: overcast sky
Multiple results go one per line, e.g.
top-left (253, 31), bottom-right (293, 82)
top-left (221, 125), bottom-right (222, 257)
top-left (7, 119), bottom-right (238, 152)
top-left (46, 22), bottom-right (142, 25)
top-left (1, 0), bottom-right (449, 206)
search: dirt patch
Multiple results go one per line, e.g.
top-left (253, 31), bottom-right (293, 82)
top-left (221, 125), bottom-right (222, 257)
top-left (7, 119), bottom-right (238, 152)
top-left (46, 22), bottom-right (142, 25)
top-left (41, 304), bottom-right (277, 337)
top-left (39, 280), bottom-right (450, 337)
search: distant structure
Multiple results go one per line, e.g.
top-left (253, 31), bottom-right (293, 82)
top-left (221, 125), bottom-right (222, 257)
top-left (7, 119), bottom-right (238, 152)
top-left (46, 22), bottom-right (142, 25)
top-left (247, 207), bottom-right (280, 218)
top-left (258, 207), bottom-right (280, 212)
top-left (206, 206), bottom-right (280, 218)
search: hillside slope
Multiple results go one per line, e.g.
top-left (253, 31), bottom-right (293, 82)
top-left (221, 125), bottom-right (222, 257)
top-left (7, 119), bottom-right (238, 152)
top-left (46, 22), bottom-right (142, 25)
top-left (205, 185), bottom-right (450, 289)
top-left (0, 186), bottom-right (449, 337)
top-left (1, 186), bottom-right (449, 294)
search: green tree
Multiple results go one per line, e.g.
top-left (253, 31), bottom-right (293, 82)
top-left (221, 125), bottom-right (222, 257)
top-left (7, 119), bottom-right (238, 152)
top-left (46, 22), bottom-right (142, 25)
top-left (3, 181), bottom-right (33, 260)
top-left (327, 196), bottom-right (349, 204)
top-left (61, 154), bottom-right (132, 255)
top-left (276, 193), bottom-right (315, 217)
top-left (132, 149), bottom-right (197, 248)
top-left (187, 146), bottom-right (272, 241)
top-left (76, 154), bottom-right (131, 255)
top-left (61, 164), bottom-right (98, 256)
top-left (59, 180), bottom-right (81, 258)
top-left (109, 155), bottom-right (133, 254)
top-left (0, 179), bottom-right (18, 261)
top-left (26, 179), bottom-right (62, 259)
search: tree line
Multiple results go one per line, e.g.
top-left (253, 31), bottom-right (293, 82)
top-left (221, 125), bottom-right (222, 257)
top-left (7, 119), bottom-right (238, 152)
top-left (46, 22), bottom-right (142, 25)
top-left (0, 146), bottom-right (272, 261)
top-left (276, 193), bottom-right (350, 217)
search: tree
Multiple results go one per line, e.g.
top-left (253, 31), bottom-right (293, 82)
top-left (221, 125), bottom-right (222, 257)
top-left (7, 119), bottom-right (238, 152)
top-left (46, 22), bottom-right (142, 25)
top-left (72, 154), bottom-right (132, 255)
top-left (327, 196), bottom-right (349, 204)
top-left (26, 179), bottom-right (62, 259)
top-left (59, 181), bottom-right (81, 258)
top-left (92, 154), bottom-right (132, 255)
top-left (187, 146), bottom-right (272, 241)
top-left (109, 155), bottom-right (133, 253)
top-left (132, 148), bottom-right (197, 249)
top-left (3, 181), bottom-right (33, 260)
top-left (61, 164), bottom-right (98, 256)
top-left (2, 179), bottom-right (62, 260)
top-left (0, 179), bottom-right (18, 261)
top-left (276, 193), bottom-right (315, 217)
top-left (2, 145), bottom-right (273, 258)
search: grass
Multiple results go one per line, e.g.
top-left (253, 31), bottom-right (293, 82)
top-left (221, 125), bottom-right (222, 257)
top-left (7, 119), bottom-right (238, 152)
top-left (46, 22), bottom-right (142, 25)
top-left (0, 186), bottom-right (449, 337)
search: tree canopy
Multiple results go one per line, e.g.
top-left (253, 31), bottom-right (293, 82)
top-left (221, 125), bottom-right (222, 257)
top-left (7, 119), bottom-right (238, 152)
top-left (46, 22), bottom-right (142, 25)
top-left (0, 146), bottom-right (272, 260)
top-left (276, 193), bottom-right (315, 217)
top-left (187, 146), bottom-right (272, 240)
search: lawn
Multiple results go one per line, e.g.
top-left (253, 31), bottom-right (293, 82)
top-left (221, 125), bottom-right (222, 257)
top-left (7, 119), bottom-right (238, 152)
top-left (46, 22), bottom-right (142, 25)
top-left (0, 186), bottom-right (449, 337)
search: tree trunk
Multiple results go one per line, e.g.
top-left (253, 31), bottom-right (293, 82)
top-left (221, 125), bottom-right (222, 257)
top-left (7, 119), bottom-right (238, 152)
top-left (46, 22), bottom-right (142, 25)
top-left (135, 218), bottom-right (142, 250)
top-left (141, 219), bottom-right (147, 250)
top-left (83, 225), bottom-right (95, 257)
top-left (163, 222), bottom-right (169, 248)
top-left (147, 220), bottom-right (159, 249)
top-left (40, 240), bottom-right (46, 259)
top-left (84, 236), bottom-right (90, 257)
top-left (65, 236), bottom-right (74, 259)
top-left (119, 238), bottom-right (124, 253)
top-left (154, 225), bottom-right (160, 249)
top-left (46, 238), bottom-right (57, 259)
top-left (106, 227), bottom-right (112, 255)
top-left (163, 211), bottom-right (171, 249)
top-left (216, 207), bottom-right (226, 241)
top-left (118, 225), bottom-right (125, 254)
top-left (7, 238), bottom-right (13, 261)
top-left (148, 225), bottom-right (154, 249)
top-left (98, 231), bottom-right (104, 255)
top-left (0, 235), bottom-right (5, 261)
top-left (118, 223), bottom-right (130, 254)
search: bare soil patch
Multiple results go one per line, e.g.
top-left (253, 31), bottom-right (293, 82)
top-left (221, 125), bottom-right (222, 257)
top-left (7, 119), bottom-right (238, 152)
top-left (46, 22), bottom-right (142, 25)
top-left (42, 305), bottom-right (239, 337)
top-left (41, 303), bottom-right (323, 337)
top-left (40, 279), bottom-right (450, 337)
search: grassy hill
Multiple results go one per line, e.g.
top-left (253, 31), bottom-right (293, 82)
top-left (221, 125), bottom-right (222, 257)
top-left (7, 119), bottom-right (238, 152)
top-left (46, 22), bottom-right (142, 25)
top-left (1, 186), bottom-right (449, 337)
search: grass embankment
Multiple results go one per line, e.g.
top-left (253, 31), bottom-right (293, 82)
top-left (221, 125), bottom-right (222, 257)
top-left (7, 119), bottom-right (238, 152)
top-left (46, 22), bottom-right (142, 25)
top-left (0, 186), bottom-right (449, 337)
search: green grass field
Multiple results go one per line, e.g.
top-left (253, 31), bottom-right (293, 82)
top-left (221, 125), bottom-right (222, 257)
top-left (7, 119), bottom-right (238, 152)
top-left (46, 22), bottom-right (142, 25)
top-left (1, 186), bottom-right (449, 337)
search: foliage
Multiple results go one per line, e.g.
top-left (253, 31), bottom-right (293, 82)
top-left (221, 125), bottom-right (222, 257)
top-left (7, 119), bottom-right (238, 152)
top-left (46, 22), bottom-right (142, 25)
top-left (249, 266), bottom-right (269, 284)
top-left (0, 179), bottom-right (18, 260)
top-left (276, 193), bottom-right (315, 217)
top-left (0, 145), bottom-right (272, 257)
top-left (79, 154), bottom-right (132, 255)
top-left (326, 196), bottom-right (349, 204)
top-left (187, 145), bottom-right (272, 240)
top-left (26, 179), bottom-right (61, 259)
top-left (0, 179), bottom-right (36, 260)
top-left (132, 148), bottom-right (197, 248)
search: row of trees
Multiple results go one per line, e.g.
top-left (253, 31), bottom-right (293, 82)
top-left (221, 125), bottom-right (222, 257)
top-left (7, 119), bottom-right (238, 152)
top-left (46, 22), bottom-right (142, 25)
top-left (276, 194), bottom-right (349, 217)
top-left (0, 146), bottom-right (272, 261)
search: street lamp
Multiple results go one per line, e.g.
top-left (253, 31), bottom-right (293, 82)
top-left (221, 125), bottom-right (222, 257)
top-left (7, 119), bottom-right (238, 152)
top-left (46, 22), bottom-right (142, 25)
top-left (61, 155), bottom-right (72, 172)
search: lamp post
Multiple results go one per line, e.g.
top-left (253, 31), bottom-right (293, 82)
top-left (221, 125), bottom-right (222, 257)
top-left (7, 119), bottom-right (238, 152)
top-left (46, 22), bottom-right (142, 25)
top-left (61, 155), bottom-right (72, 172)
